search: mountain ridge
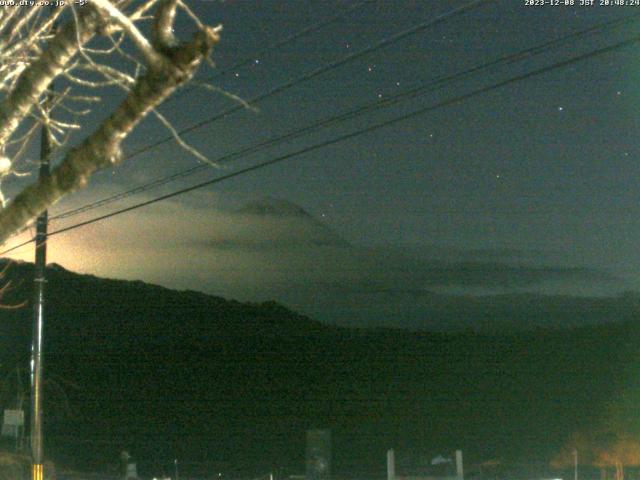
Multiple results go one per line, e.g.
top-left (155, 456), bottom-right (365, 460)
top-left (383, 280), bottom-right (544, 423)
top-left (0, 260), bottom-right (637, 478)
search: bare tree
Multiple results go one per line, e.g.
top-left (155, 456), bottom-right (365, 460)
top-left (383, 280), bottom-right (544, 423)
top-left (552, 430), bottom-right (640, 480)
top-left (0, 1), bottom-right (221, 245)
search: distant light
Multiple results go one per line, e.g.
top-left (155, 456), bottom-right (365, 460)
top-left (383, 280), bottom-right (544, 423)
top-left (0, 157), bottom-right (11, 174)
top-left (558, 106), bottom-right (564, 112)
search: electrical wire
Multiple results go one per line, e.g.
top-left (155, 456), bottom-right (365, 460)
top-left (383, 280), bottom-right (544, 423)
top-left (122, 0), bottom-right (492, 160)
top-left (0, 237), bottom-right (35, 256)
top-left (0, 0), bottom-right (491, 252)
top-left (4, 32), bottom-right (632, 253)
top-left (0, 0), bottom-right (375, 245)
top-left (51, 11), bottom-right (640, 221)
top-left (171, 0), bottom-right (376, 98)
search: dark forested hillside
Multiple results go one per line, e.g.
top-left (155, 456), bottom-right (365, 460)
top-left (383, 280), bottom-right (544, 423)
top-left (0, 260), bottom-right (638, 478)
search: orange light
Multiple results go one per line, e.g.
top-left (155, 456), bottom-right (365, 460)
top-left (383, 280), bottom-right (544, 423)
top-left (32, 464), bottom-right (43, 480)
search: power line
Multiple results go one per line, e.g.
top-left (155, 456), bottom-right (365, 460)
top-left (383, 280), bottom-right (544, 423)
top-left (3, 31), bottom-right (638, 256)
top-left (2, 0), bottom-right (374, 229)
top-left (0, 237), bottom-right (35, 257)
top-left (122, 0), bottom-right (492, 160)
top-left (171, 0), bottom-right (376, 99)
top-left (51, 11), bottom-right (640, 221)
top-left (0, 0), bottom-right (488, 251)
top-left (24, 33), bottom-right (640, 247)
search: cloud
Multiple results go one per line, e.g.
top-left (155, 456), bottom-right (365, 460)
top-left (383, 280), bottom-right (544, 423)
top-left (2, 194), bottom-right (626, 329)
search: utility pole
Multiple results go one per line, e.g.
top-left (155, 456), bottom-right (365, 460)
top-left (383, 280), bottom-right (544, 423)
top-left (573, 449), bottom-right (578, 480)
top-left (31, 89), bottom-right (52, 480)
top-left (455, 450), bottom-right (464, 480)
top-left (386, 449), bottom-right (395, 480)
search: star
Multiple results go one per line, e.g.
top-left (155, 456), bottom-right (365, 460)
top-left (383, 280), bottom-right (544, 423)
top-left (558, 106), bottom-right (564, 112)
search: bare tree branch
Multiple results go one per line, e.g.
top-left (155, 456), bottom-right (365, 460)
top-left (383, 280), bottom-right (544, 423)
top-left (0, 7), bottom-right (103, 149)
top-left (0, 19), bottom-right (221, 244)
top-left (92, 0), bottom-right (166, 69)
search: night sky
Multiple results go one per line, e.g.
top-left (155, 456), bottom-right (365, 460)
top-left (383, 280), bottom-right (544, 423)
top-left (3, 0), bottom-right (640, 328)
